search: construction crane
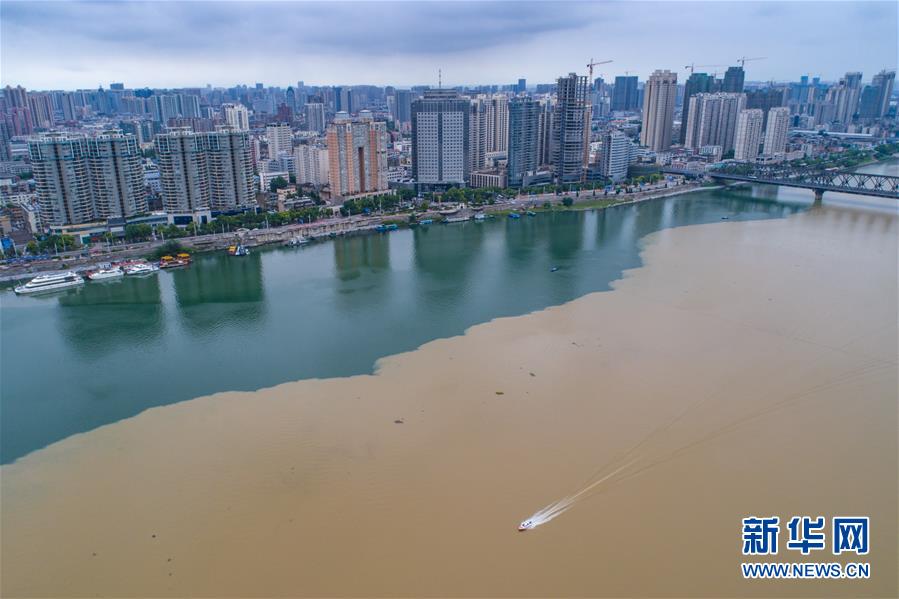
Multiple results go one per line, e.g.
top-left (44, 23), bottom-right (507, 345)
top-left (737, 56), bottom-right (767, 68)
top-left (587, 58), bottom-right (613, 82)
top-left (684, 63), bottom-right (726, 75)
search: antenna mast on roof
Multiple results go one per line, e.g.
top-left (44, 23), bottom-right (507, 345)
top-left (438, 68), bottom-right (442, 89)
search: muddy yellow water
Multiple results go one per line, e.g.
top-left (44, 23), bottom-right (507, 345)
top-left (2, 203), bottom-right (896, 597)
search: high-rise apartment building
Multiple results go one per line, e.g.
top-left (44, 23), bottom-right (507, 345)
top-left (155, 127), bottom-right (254, 213)
top-left (536, 98), bottom-right (554, 167)
top-left (29, 131), bottom-right (147, 226)
top-left (597, 130), bottom-right (633, 182)
top-left (825, 72), bottom-right (863, 126)
top-left (222, 103), bottom-right (250, 131)
top-left (486, 94), bottom-right (509, 153)
top-left (734, 109), bottom-right (764, 161)
top-left (294, 144), bottom-right (330, 186)
top-left (304, 102), bottom-right (326, 133)
top-left (745, 87), bottom-right (785, 129)
top-left (722, 66), bottom-right (745, 93)
top-left (469, 97), bottom-right (487, 173)
top-left (266, 123), bottom-right (292, 158)
top-left (869, 70), bottom-right (895, 118)
top-left (680, 72), bottom-right (715, 144)
top-left (411, 89), bottom-right (470, 187)
top-left (640, 70), bottom-right (678, 152)
top-left (611, 76), bottom-right (639, 112)
top-left (553, 73), bottom-right (589, 183)
top-left (326, 112), bottom-right (388, 198)
top-left (763, 106), bottom-right (790, 155)
top-left (506, 97), bottom-right (540, 187)
top-left (684, 92), bottom-right (746, 153)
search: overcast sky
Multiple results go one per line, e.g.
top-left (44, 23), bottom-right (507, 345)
top-left (2, 1), bottom-right (896, 90)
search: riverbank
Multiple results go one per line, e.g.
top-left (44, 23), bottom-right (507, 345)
top-left (2, 200), bottom-right (895, 597)
top-left (0, 181), bottom-right (703, 284)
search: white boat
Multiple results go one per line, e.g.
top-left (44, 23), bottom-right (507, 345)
top-left (124, 262), bottom-right (159, 276)
top-left (518, 519), bottom-right (535, 532)
top-left (14, 272), bottom-right (85, 295)
top-left (88, 266), bottom-right (124, 281)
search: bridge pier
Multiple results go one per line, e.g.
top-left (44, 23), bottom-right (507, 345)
top-left (813, 189), bottom-right (824, 205)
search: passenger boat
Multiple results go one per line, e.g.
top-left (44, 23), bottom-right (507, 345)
top-left (444, 216), bottom-right (468, 224)
top-left (158, 254), bottom-right (191, 269)
top-left (473, 213), bottom-right (487, 221)
top-left (14, 271), bottom-right (84, 294)
top-left (87, 266), bottom-right (124, 280)
top-left (418, 219), bottom-right (433, 225)
top-left (124, 262), bottom-right (159, 276)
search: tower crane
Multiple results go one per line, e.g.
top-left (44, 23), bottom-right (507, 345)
top-left (737, 56), bottom-right (767, 68)
top-left (587, 58), bottom-right (613, 82)
top-left (685, 63), bottom-right (726, 75)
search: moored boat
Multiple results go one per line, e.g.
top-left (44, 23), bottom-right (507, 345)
top-left (87, 266), bottom-right (124, 281)
top-left (228, 244), bottom-right (250, 256)
top-left (124, 262), bottom-right (159, 276)
top-left (14, 271), bottom-right (84, 294)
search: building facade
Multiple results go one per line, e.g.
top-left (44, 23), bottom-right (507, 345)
top-left (640, 70), bottom-right (678, 152)
top-left (411, 90), bottom-right (470, 187)
top-left (326, 113), bottom-right (388, 198)
top-left (734, 109), bottom-right (764, 161)
top-left (29, 131), bottom-right (147, 227)
top-left (763, 106), bottom-right (791, 156)
top-left (506, 97), bottom-right (540, 187)
top-left (553, 73), bottom-right (589, 183)
top-left (684, 92), bottom-right (746, 153)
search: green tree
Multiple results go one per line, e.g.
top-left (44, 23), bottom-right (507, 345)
top-left (269, 176), bottom-right (289, 192)
top-left (562, 197), bottom-right (574, 207)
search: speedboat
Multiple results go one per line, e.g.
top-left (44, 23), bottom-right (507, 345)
top-left (124, 262), bottom-right (159, 276)
top-left (88, 266), bottom-right (124, 281)
top-left (518, 519), bottom-right (536, 532)
top-left (14, 272), bottom-right (84, 294)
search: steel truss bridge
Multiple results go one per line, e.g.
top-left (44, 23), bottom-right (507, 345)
top-left (706, 165), bottom-right (899, 200)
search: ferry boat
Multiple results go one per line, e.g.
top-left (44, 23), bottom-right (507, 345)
top-left (444, 216), bottom-right (468, 224)
top-left (14, 272), bottom-right (85, 295)
top-left (124, 262), bottom-right (159, 276)
top-left (87, 266), bottom-right (124, 281)
top-left (158, 254), bottom-right (191, 269)
top-left (228, 244), bottom-right (250, 256)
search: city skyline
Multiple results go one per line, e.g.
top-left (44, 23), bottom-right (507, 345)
top-left (2, 1), bottom-right (897, 90)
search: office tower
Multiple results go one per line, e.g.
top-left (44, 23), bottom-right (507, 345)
top-left (734, 109), bottom-right (764, 161)
top-left (28, 131), bottom-right (147, 226)
top-left (722, 66), bottom-right (745, 93)
top-left (155, 127), bottom-right (253, 213)
top-left (517, 78), bottom-right (527, 93)
top-left (553, 73), bottom-right (589, 183)
top-left (506, 97), bottom-right (540, 186)
top-left (266, 123), bottom-right (292, 158)
top-left (222, 103), bottom-right (250, 131)
top-left (640, 70), bottom-right (678, 152)
top-left (294, 144), bottom-right (329, 186)
top-left (597, 130), bottom-right (632, 182)
top-left (611, 75), bottom-right (639, 111)
top-left (763, 106), bottom-right (790, 155)
top-left (411, 89), bottom-right (470, 187)
top-left (486, 95), bottom-right (509, 153)
top-left (870, 70), bottom-right (895, 118)
top-left (326, 112), bottom-right (388, 197)
top-left (680, 72), bottom-right (715, 144)
top-left (304, 102), bottom-right (326, 133)
top-left (286, 86), bottom-right (297, 110)
top-left (745, 87), bottom-right (785, 129)
top-left (536, 98), bottom-right (554, 167)
top-left (469, 97), bottom-right (487, 172)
